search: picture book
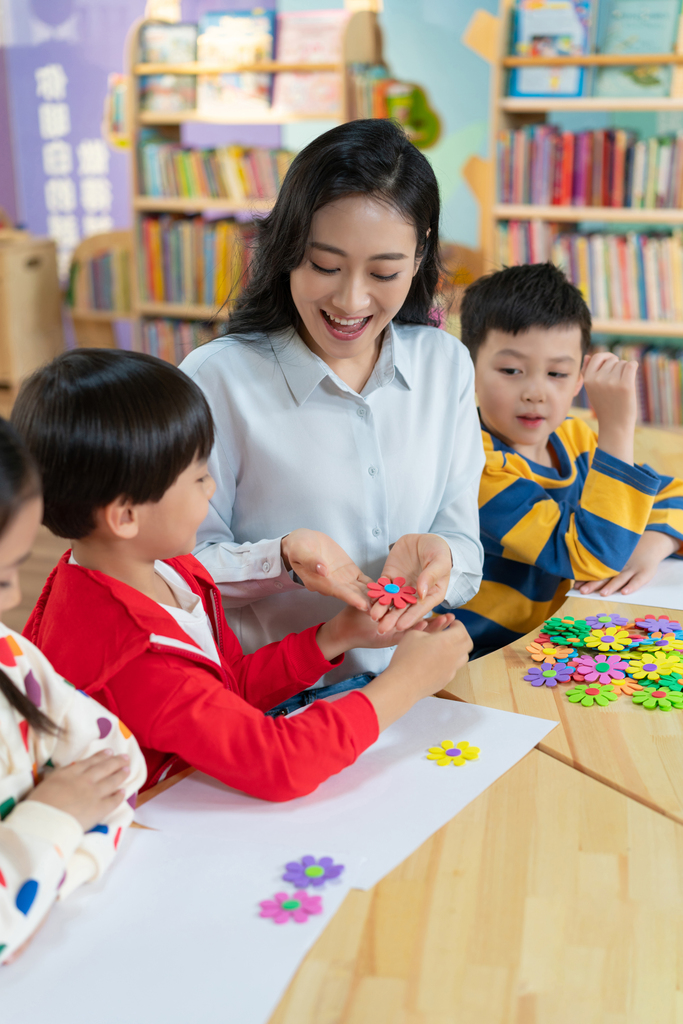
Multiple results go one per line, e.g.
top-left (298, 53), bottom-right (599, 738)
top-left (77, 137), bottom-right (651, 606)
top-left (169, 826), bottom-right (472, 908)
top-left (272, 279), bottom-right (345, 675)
top-left (271, 72), bottom-right (341, 117)
top-left (275, 9), bottom-right (350, 64)
top-left (594, 0), bottom-right (682, 98)
top-left (139, 22), bottom-right (197, 63)
top-left (196, 10), bottom-right (275, 65)
top-left (509, 0), bottom-right (593, 97)
top-left (139, 74), bottom-right (196, 113)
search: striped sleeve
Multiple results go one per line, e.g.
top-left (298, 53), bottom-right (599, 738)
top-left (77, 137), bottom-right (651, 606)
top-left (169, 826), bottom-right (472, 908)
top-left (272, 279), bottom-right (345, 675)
top-left (645, 470), bottom-right (683, 554)
top-left (479, 448), bottom-right (661, 581)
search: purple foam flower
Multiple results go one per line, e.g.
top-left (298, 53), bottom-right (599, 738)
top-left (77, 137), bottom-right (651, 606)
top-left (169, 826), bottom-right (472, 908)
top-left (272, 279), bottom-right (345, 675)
top-left (259, 890), bottom-right (322, 924)
top-left (636, 615), bottom-right (683, 634)
top-left (584, 613), bottom-right (629, 629)
top-left (570, 653), bottom-right (627, 684)
top-left (524, 661), bottom-right (573, 687)
top-left (283, 855), bottom-right (344, 888)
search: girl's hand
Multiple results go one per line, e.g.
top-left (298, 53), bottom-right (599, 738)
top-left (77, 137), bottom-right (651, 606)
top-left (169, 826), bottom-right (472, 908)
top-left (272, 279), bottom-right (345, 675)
top-left (27, 750), bottom-right (130, 833)
top-left (371, 533), bottom-right (453, 633)
top-left (574, 530), bottom-right (680, 597)
top-left (316, 606), bottom-right (455, 661)
top-left (281, 529), bottom-right (373, 612)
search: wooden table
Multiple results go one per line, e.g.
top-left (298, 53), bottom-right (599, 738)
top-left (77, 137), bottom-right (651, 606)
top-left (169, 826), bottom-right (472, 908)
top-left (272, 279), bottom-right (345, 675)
top-left (138, 595), bottom-right (683, 1022)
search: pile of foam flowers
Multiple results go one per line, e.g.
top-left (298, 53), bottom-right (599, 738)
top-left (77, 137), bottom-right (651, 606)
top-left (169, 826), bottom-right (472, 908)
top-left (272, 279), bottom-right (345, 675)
top-left (521, 612), bottom-right (683, 710)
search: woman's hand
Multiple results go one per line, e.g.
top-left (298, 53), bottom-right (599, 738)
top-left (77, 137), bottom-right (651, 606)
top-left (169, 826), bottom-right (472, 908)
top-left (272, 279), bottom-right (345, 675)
top-left (370, 533), bottom-right (453, 633)
top-left (316, 606), bottom-right (455, 661)
top-left (27, 749), bottom-right (130, 833)
top-left (281, 529), bottom-right (373, 612)
top-left (574, 530), bottom-right (680, 597)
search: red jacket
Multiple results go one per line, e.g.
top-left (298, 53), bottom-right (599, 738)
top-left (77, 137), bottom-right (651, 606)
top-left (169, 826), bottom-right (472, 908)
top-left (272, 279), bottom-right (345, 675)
top-left (24, 553), bottom-right (379, 800)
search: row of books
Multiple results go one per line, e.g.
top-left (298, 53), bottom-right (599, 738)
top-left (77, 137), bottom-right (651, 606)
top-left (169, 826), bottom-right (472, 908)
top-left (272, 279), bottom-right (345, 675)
top-left (510, 0), bottom-right (683, 100)
top-left (574, 343), bottom-right (683, 425)
top-left (138, 215), bottom-right (252, 307)
top-left (346, 66), bottom-right (440, 148)
top-left (497, 126), bottom-right (683, 209)
top-left (71, 249), bottom-right (131, 313)
top-left (139, 142), bottom-right (294, 202)
top-left (495, 222), bottom-right (683, 322)
top-left (140, 318), bottom-right (214, 367)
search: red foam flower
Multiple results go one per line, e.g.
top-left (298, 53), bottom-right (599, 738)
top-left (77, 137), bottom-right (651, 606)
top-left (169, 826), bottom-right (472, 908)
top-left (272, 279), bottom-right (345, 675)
top-left (367, 576), bottom-right (418, 610)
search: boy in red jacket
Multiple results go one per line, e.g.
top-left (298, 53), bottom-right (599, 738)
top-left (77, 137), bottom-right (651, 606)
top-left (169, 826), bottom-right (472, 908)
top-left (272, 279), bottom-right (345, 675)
top-left (13, 350), bottom-right (471, 800)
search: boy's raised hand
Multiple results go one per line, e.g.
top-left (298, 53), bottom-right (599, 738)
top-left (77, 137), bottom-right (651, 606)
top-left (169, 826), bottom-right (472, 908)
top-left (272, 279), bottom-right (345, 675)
top-left (281, 528), bottom-right (372, 612)
top-left (582, 351), bottom-right (639, 465)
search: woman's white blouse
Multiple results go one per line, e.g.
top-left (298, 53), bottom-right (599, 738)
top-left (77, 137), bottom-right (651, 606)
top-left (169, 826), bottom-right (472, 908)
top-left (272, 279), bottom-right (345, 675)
top-left (181, 322), bottom-right (485, 682)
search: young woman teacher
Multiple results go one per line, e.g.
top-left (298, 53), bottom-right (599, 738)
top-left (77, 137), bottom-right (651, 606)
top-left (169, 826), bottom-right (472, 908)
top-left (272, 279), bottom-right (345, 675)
top-left (181, 119), bottom-right (484, 686)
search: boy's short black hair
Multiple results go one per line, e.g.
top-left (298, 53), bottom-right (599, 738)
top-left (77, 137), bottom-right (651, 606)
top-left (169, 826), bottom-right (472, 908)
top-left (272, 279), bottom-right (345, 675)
top-left (460, 262), bottom-right (592, 360)
top-left (11, 348), bottom-right (214, 539)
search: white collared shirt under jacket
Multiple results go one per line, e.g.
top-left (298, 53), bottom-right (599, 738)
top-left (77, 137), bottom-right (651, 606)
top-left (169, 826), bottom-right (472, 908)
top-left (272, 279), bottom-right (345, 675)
top-left (181, 322), bottom-right (485, 683)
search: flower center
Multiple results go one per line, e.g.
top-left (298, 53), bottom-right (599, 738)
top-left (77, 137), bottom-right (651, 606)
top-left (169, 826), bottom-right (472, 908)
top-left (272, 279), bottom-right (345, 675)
top-left (304, 865), bottom-right (325, 878)
top-left (384, 583), bottom-right (400, 594)
top-left (445, 747), bottom-right (461, 757)
top-left (585, 687), bottom-right (600, 695)
top-left (602, 635), bottom-right (615, 643)
top-left (594, 662), bottom-right (610, 672)
top-left (643, 664), bottom-right (658, 672)
top-left (650, 690), bottom-right (666, 699)
top-left (597, 616), bottom-right (610, 623)
top-left (542, 670), bottom-right (556, 677)
top-left (282, 899), bottom-right (302, 910)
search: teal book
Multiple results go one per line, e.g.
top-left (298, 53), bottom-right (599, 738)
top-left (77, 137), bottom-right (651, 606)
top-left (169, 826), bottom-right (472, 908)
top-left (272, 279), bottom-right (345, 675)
top-left (594, 0), bottom-right (682, 97)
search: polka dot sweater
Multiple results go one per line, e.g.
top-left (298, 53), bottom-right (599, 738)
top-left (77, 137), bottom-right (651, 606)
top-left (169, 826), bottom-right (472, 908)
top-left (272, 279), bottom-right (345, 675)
top-left (0, 624), bottom-right (146, 963)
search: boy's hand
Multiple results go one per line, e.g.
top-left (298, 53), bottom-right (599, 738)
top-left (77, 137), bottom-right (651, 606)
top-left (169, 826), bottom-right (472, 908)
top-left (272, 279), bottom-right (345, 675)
top-left (582, 351), bottom-right (638, 465)
top-left (281, 529), bottom-right (372, 612)
top-left (362, 623), bottom-right (473, 731)
top-left (316, 605), bottom-right (455, 661)
top-left (575, 530), bottom-right (680, 597)
top-left (27, 750), bottom-right (130, 833)
top-left (370, 533), bottom-right (453, 633)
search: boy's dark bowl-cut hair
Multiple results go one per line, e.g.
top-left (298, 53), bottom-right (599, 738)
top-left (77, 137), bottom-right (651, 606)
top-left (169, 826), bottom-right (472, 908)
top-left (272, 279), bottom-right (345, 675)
top-left (11, 349), bottom-right (214, 540)
top-left (227, 118), bottom-right (443, 336)
top-left (460, 262), bottom-right (592, 360)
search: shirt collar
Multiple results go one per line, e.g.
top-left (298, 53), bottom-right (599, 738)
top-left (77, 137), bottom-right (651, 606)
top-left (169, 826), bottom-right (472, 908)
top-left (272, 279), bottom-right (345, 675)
top-left (270, 322), bottom-right (412, 406)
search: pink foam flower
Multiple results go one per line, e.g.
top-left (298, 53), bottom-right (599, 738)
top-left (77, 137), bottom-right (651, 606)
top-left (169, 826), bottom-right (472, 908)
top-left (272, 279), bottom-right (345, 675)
top-left (367, 576), bottom-right (418, 610)
top-left (570, 653), bottom-right (628, 684)
top-left (259, 890), bottom-right (322, 924)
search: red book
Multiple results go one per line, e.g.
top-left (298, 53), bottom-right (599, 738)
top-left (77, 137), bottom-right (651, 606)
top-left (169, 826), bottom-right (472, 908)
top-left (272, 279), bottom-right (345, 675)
top-left (560, 131), bottom-right (574, 206)
top-left (592, 130), bottom-right (604, 207)
top-left (603, 131), bottom-right (614, 207)
top-left (612, 129), bottom-right (626, 208)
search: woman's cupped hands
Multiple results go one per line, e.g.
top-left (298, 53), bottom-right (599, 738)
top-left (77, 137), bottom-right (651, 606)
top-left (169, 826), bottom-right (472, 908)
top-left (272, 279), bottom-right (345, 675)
top-left (281, 529), bottom-right (453, 630)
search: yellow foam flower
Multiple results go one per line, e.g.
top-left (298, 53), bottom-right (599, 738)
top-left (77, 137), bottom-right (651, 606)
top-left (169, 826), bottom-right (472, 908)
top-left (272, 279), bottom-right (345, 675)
top-left (584, 627), bottom-right (632, 652)
top-left (426, 740), bottom-right (480, 767)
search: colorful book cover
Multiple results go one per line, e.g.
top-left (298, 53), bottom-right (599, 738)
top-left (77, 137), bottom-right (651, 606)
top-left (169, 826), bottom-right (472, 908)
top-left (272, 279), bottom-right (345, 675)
top-left (509, 0), bottom-right (593, 97)
top-left (140, 23), bottom-right (197, 63)
top-left (594, 0), bottom-right (682, 98)
top-left (275, 10), bottom-right (349, 63)
top-left (197, 11), bottom-right (275, 64)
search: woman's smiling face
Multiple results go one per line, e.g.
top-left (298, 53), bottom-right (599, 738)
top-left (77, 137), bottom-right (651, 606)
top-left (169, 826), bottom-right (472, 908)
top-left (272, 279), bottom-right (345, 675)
top-left (289, 194), bottom-right (421, 369)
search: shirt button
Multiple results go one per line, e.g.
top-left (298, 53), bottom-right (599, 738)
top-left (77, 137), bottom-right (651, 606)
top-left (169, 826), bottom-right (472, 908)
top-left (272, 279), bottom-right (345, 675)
top-left (372, 527), bottom-right (381, 537)
top-left (274, 581), bottom-right (283, 589)
top-left (368, 466), bottom-right (377, 477)
top-left (357, 407), bottom-right (366, 417)
top-left (262, 561), bottom-right (271, 572)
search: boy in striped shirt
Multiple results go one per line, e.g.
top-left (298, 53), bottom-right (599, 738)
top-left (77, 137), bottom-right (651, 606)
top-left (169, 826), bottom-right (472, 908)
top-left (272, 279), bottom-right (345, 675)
top-left (452, 262), bottom-right (683, 654)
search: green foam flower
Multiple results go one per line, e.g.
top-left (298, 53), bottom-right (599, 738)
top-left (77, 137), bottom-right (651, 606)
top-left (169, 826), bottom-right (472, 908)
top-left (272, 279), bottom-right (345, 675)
top-left (566, 683), bottom-right (619, 707)
top-left (632, 685), bottom-right (683, 711)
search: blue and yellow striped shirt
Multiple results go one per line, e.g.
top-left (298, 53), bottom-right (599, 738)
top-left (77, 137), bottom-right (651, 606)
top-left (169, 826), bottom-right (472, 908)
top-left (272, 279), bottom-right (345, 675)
top-left (453, 416), bottom-right (683, 651)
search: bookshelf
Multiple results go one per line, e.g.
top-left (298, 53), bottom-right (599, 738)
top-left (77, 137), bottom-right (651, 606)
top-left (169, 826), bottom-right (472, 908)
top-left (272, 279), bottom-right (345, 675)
top-left (126, 12), bottom-right (383, 336)
top-left (67, 230), bottom-right (133, 349)
top-left (485, 1), bottom-right (683, 346)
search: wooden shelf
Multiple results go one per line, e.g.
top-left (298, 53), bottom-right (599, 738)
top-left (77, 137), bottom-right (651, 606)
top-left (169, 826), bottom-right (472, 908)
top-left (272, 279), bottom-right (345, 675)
top-left (592, 319), bottom-right (683, 337)
top-left (139, 109), bottom-right (342, 126)
top-left (138, 301), bottom-right (230, 321)
top-left (69, 308), bottom-right (133, 321)
top-left (503, 53), bottom-right (683, 68)
top-left (134, 196), bottom-right (275, 214)
top-left (134, 61), bottom-right (342, 75)
top-left (493, 204), bottom-right (683, 224)
top-left (500, 96), bottom-right (683, 113)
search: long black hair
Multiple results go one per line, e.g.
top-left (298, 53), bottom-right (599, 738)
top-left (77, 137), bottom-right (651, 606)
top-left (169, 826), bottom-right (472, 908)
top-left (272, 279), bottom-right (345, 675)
top-left (0, 419), bottom-right (58, 735)
top-left (226, 119), bottom-right (443, 336)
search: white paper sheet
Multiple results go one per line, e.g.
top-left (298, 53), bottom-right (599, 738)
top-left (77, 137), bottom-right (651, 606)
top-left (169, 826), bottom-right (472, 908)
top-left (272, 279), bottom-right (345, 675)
top-left (136, 697), bottom-right (558, 890)
top-left (0, 830), bottom-right (356, 1024)
top-left (567, 556), bottom-right (683, 611)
